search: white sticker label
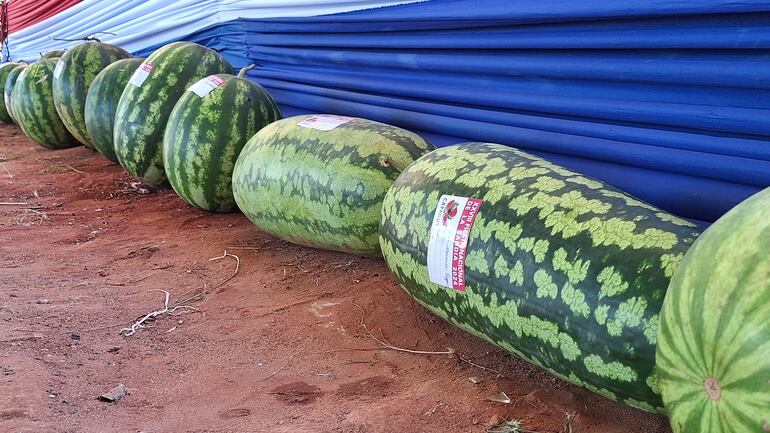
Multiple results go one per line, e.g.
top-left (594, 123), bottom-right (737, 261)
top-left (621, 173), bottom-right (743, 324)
top-left (53, 59), bottom-right (65, 79)
top-left (427, 195), bottom-right (484, 292)
top-left (297, 115), bottom-right (354, 131)
top-left (188, 75), bottom-right (225, 98)
top-left (128, 63), bottom-right (154, 87)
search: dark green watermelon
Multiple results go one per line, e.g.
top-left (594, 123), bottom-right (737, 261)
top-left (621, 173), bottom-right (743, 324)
top-left (163, 66), bottom-right (281, 212)
top-left (52, 41), bottom-right (130, 147)
top-left (41, 49), bottom-right (66, 59)
top-left (84, 58), bottom-right (145, 162)
top-left (113, 42), bottom-right (233, 186)
top-left (0, 62), bottom-right (23, 123)
top-left (379, 143), bottom-right (703, 412)
top-left (232, 115), bottom-right (434, 255)
top-left (11, 59), bottom-right (79, 149)
top-left (4, 64), bottom-right (27, 124)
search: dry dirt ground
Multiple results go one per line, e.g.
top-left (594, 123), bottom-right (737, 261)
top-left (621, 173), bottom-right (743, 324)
top-left (0, 124), bottom-right (672, 433)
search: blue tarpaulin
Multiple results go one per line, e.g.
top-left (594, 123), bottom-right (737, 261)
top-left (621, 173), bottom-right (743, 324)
top-left (13, 0), bottom-right (770, 222)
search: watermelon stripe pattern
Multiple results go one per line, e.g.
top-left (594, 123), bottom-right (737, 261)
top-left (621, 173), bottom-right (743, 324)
top-left (0, 63), bottom-right (23, 123)
top-left (232, 115), bottom-right (433, 255)
top-left (4, 65), bottom-right (27, 124)
top-left (114, 42), bottom-right (233, 186)
top-left (42, 49), bottom-right (66, 59)
top-left (53, 41), bottom-right (131, 147)
top-left (84, 57), bottom-right (144, 162)
top-left (11, 59), bottom-right (79, 149)
top-left (163, 73), bottom-right (281, 212)
top-left (379, 143), bottom-right (702, 411)
top-left (657, 187), bottom-right (770, 433)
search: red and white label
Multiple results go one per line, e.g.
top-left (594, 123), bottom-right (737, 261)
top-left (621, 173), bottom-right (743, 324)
top-left (53, 59), bottom-right (65, 79)
top-left (128, 63), bottom-right (154, 87)
top-left (297, 115), bottom-right (353, 131)
top-left (427, 195), bottom-right (483, 292)
top-left (188, 75), bottom-right (225, 98)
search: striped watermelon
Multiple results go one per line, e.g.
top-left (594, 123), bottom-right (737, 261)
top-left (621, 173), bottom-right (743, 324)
top-left (379, 143), bottom-right (702, 411)
top-left (163, 66), bottom-right (281, 212)
top-left (52, 41), bottom-right (130, 147)
top-left (656, 187), bottom-right (770, 432)
top-left (4, 64), bottom-right (26, 124)
top-left (113, 42), bottom-right (233, 186)
top-left (0, 63), bottom-right (23, 123)
top-left (11, 59), bottom-right (79, 149)
top-left (42, 50), bottom-right (66, 59)
top-left (232, 115), bottom-right (434, 255)
top-left (84, 58), bottom-right (145, 162)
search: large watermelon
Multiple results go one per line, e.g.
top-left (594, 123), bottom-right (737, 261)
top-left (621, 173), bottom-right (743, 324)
top-left (0, 62), bottom-right (23, 123)
top-left (113, 42), bottom-right (233, 186)
top-left (42, 49), bottom-right (66, 59)
top-left (52, 41), bottom-right (130, 147)
top-left (656, 187), bottom-right (770, 432)
top-left (163, 66), bottom-right (281, 212)
top-left (4, 64), bottom-right (27, 124)
top-left (10, 59), bottom-right (79, 149)
top-left (84, 58), bottom-right (144, 162)
top-left (379, 143), bottom-right (702, 411)
top-left (232, 115), bottom-right (433, 255)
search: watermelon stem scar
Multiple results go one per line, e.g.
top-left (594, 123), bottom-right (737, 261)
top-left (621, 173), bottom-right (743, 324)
top-left (703, 377), bottom-right (721, 401)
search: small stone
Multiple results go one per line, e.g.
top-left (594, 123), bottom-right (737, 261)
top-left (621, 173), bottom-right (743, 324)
top-left (468, 376), bottom-right (481, 384)
top-left (70, 333), bottom-right (80, 341)
top-left (36, 299), bottom-right (51, 304)
top-left (98, 384), bottom-right (128, 403)
top-left (486, 415), bottom-right (502, 428)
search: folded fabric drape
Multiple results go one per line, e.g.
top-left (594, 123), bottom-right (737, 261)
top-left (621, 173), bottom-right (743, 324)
top-left (7, 0), bottom-right (82, 34)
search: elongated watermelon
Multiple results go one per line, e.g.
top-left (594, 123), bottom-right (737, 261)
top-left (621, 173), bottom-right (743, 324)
top-left (52, 41), bottom-right (130, 147)
top-left (0, 62), bottom-right (23, 123)
top-left (42, 49), bottom-right (66, 59)
top-left (163, 66), bottom-right (281, 212)
top-left (84, 58), bottom-right (144, 162)
top-left (656, 187), bottom-right (770, 432)
top-left (11, 59), bottom-right (79, 149)
top-left (114, 42), bottom-right (233, 186)
top-left (379, 143), bottom-right (702, 411)
top-left (232, 115), bottom-right (433, 255)
top-left (4, 64), bottom-right (26, 124)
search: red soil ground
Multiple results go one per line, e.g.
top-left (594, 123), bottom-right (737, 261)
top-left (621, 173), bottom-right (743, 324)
top-left (0, 124), bottom-right (672, 433)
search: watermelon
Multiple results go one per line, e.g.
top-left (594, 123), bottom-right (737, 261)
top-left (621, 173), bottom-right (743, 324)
top-left (232, 115), bottom-right (433, 255)
top-left (656, 187), bottom-right (770, 432)
top-left (379, 143), bottom-right (702, 411)
top-left (84, 58), bottom-right (145, 162)
top-left (10, 59), bottom-right (79, 149)
top-left (113, 42), bottom-right (233, 186)
top-left (4, 64), bottom-right (27, 124)
top-left (0, 63), bottom-right (23, 123)
top-left (163, 65), bottom-right (281, 212)
top-left (52, 41), bottom-right (130, 147)
top-left (42, 49), bottom-right (66, 59)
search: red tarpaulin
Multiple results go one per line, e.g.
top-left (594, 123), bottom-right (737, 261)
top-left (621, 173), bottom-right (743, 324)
top-left (7, 0), bottom-right (82, 34)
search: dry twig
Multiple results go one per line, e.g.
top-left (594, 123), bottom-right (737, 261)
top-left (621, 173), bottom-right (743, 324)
top-left (565, 412), bottom-right (575, 433)
top-left (118, 251), bottom-right (240, 337)
top-left (352, 303), bottom-right (454, 356)
top-left (118, 290), bottom-right (198, 337)
top-left (263, 354), bottom-right (296, 380)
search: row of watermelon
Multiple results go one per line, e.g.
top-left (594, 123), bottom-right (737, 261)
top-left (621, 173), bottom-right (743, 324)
top-left (2, 39), bottom-right (766, 433)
